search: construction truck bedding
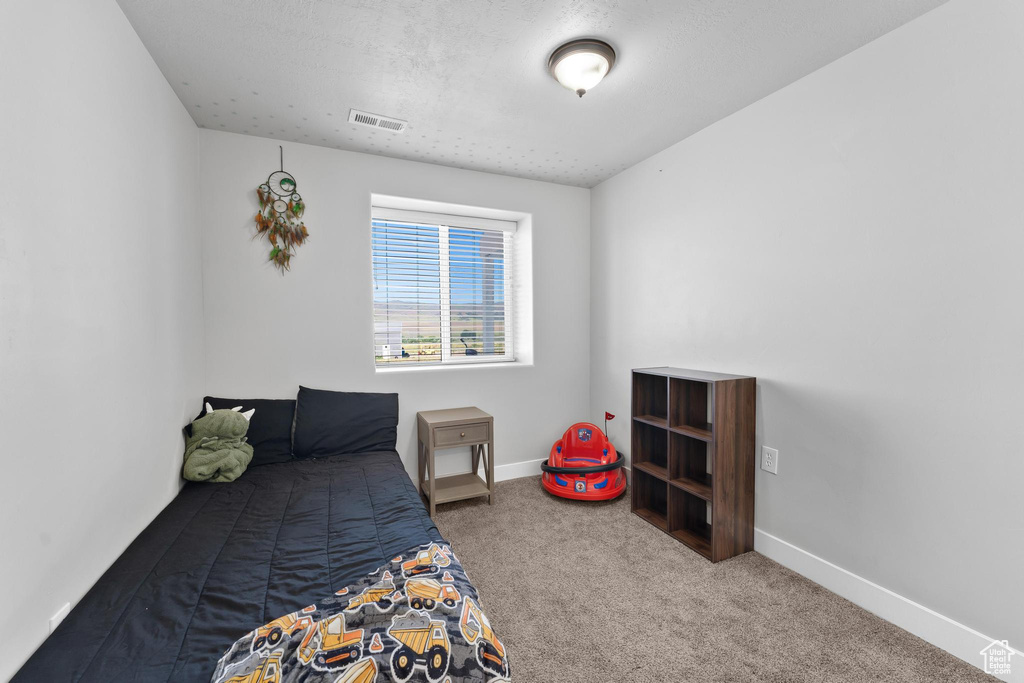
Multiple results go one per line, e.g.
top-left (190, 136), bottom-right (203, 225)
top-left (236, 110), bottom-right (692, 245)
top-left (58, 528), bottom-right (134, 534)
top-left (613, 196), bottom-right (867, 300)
top-left (211, 542), bottom-right (510, 683)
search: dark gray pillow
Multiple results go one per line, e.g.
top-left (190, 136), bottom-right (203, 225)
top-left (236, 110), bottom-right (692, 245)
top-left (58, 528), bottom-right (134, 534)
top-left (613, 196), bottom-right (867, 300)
top-left (193, 397), bottom-right (296, 466)
top-left (292, 387), bottom-right (399, 458)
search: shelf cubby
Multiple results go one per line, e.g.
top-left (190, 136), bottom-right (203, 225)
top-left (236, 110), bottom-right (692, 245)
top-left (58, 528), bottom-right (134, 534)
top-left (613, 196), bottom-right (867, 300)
top-left (631, 419), bottom-right (669, 481)
top-left (670, 377), bottom-right (712, 438)
top-left (632, 372), bottom-right (668, 425)
top-left (669, 487), bottom-right (713, 559)
top-left (631, 367), bottom-right (756, 562)
top-left (669, 431), bottom-right (711, 501)
top-left (632, 468), bottom-right (668, 531)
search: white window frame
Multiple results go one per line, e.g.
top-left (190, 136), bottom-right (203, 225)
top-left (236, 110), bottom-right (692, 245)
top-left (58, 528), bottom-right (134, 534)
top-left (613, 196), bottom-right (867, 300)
top-left (372, 207), bottom-right (516, 368)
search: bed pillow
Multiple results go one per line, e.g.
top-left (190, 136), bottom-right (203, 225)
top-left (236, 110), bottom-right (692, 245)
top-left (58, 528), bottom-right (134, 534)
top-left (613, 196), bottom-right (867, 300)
top-left (292, 386), bottom-right (399, 458)
top-left (194, 397), bottom-right (296, 466)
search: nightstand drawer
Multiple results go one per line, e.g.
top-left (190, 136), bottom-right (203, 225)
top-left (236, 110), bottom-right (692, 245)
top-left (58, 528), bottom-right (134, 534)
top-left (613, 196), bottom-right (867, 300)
top-left (435, 422), bottom-right (490, 446)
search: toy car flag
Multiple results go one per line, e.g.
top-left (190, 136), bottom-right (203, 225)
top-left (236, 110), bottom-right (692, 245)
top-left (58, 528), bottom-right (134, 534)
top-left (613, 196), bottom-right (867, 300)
top-left (605, 412), bottom-right (615, 421)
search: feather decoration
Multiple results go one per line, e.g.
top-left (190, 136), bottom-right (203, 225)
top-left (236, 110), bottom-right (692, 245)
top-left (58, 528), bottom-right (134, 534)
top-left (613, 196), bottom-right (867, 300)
top-left (253, 178), bottom-right (308, 271)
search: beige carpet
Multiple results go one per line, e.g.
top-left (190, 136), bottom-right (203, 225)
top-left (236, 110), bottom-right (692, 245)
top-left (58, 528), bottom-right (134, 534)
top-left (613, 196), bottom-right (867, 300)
top-left (433, 476), bottom-right (993, 683)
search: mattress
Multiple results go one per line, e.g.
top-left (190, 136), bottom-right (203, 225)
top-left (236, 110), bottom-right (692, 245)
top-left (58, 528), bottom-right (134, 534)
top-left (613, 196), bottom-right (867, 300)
top-left (13, 451), bottom-right (442, 682)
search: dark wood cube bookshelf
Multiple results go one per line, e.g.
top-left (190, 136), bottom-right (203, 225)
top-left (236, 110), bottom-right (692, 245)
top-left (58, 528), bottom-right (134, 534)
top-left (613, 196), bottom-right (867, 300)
top-left (631, 367), bottom-right (756, 562)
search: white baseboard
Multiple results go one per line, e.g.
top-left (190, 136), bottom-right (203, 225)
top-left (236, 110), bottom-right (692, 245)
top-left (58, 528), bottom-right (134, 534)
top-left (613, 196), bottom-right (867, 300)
top-left (494, 457), bottom-right (545, 481)
top-left (754, 528), bottom-right (1021, 682)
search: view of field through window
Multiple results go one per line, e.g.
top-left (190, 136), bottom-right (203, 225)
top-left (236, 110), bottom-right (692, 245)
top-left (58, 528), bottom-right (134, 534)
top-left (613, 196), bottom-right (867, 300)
top-left (372, 219), bottom-right (509, 365)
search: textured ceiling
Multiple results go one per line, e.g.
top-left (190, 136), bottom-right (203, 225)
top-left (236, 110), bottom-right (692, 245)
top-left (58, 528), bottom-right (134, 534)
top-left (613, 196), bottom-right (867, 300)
top-left (116, 0), bottom-right (946, 187)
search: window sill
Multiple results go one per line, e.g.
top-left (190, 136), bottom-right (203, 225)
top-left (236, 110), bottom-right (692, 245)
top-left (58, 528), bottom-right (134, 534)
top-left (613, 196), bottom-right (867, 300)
top-left (374, 360), bottom-right (530, 374)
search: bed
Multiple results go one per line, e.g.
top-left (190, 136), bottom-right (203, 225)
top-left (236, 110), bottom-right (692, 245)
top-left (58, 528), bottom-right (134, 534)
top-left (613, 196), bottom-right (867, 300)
top-left (12, 389), bottom-right (484, 682)
top-left (14, 452), bottom-right (442, 681)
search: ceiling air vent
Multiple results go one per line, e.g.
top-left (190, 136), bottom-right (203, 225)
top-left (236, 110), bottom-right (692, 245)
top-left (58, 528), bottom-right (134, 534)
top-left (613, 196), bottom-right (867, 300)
top-left (348, 109), bottom-right (408, 133)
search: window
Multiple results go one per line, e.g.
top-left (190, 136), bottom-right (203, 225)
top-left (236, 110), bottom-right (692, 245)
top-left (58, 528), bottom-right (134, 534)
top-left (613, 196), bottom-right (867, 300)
top-left (372, 207), bottom-right (515, 366)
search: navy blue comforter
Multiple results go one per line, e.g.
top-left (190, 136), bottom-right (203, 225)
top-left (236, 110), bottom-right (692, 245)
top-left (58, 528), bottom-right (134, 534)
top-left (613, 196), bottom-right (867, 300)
top-left (14, 452), bottom-right (442, 682)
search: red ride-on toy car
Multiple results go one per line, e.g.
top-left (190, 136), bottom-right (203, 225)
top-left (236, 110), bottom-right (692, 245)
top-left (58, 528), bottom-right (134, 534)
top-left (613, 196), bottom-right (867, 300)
top-left (541, 423), bottom-right (627, 501)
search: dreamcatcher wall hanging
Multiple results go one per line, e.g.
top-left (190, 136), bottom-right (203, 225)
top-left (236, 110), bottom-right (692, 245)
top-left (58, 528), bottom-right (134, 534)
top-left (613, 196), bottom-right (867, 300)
top-left (254, 146), bottom-right (309, 271)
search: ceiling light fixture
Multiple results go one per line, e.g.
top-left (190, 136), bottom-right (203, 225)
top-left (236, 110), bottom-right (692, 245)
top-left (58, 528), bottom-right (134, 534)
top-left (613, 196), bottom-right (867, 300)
top-left (548, 39), bottom-right (616, 98)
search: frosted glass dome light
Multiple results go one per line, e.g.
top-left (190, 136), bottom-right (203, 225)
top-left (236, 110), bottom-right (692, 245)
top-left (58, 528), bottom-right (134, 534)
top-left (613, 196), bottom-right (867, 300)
top-left (548, 39), bottom-right (616, 98)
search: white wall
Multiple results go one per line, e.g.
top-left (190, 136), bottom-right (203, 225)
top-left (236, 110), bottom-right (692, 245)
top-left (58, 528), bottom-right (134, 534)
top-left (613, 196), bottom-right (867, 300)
top-left (198, 131), bottom-right (591, 479)
top-left (590, 0), bottom-right (1022, 656)
top-left (0, 1), bottom-right (203, 679)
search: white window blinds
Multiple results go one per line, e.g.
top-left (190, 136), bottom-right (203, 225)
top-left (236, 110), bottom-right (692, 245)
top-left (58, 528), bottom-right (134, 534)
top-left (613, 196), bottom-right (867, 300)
top-left (372, 208), bottom-right (515, 366)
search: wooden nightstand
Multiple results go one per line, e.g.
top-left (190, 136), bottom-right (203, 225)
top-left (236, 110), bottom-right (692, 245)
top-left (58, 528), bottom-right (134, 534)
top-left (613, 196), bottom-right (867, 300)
top-left (416, 407), bottom-right (494, 518)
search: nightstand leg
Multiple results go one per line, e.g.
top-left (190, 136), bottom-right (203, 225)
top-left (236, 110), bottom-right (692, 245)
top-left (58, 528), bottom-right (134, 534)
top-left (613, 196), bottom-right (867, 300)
top-left (417, 441), bottom-right (426, 493)
top-left (487, 441), bottom-right (494, 505)
top-left (427, 446), bottom-right (436, 518)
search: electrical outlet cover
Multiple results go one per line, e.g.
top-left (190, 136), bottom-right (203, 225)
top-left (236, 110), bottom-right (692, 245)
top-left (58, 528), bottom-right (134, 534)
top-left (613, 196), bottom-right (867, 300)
top-left (761, 446), bottom-right (779, 475)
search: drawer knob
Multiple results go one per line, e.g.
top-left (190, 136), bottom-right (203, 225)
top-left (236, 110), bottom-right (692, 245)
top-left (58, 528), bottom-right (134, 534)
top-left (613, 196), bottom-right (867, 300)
top-left (460, 432), bottom-right (466, 437)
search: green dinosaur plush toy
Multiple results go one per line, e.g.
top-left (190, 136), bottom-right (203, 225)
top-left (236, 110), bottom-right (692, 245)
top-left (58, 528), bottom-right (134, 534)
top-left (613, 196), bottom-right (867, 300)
top-left (183, 403), bottom-right (255, 482)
